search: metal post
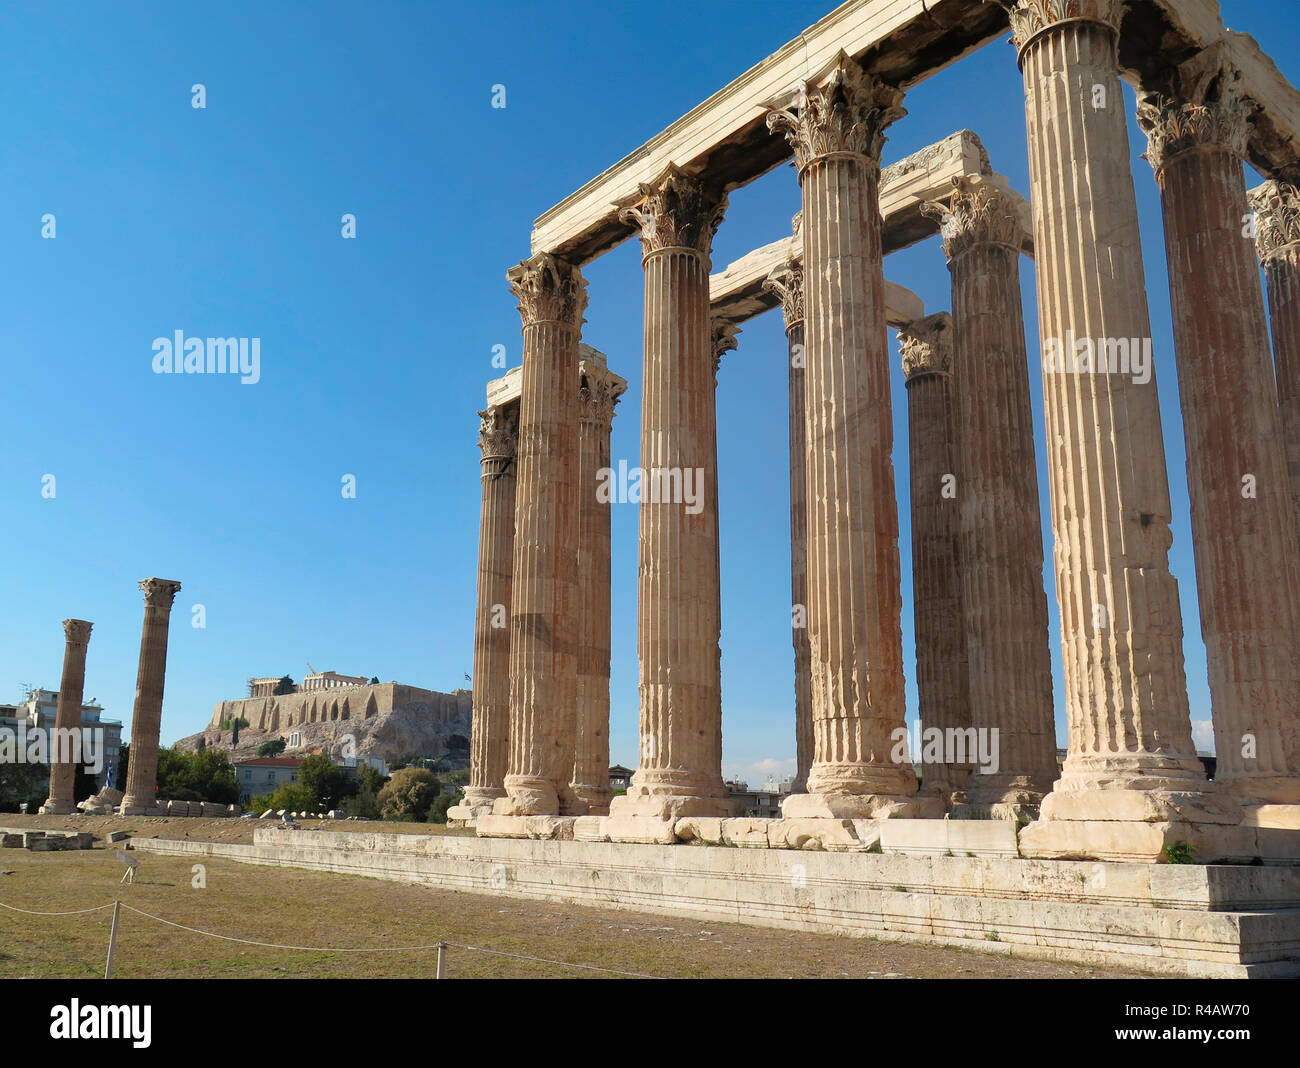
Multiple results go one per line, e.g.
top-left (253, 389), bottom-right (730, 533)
top-left (436, 942), bottom-right (447, 979)
top-left (104, 900), bottom-right (121, 979)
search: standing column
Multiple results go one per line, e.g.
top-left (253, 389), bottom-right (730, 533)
top-left (1138, 60), bottom-right (1300, 817)
top-left (898, 314), bottom-right (973, 809)
top-left (120, 578), bottom-right (182, 816)
top-left (41, 619), bottom-right (93, 814)
top-left (922, 176), bottom-right (1058, 816)
top-left (571, 354), bottom-right (626, 815)
top-left (1251, 178), bottom-right (1300, 533)
top-left (767, 52), bottom-right (936, 820)
top-left (607, 163), bottom-right (736, 838)
top-left (452, 402), bottom-right (518, 821)
top-left (491, 252), bottom-right (586, 820)
top-left (997, 0), bottom-right (1244, 861)
top-left (764, 247), bottom-right (813, 794)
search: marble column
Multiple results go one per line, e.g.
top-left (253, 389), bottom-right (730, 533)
top-left (1138, 59), bottom-right (1300, 816)
top-left (764, 247), bottom-right (813, 794)
top-left (456, 403), bottom-right (518, 818)
top-left (41, 619), bottom-right (93, 814)
top-left (922, 176), bottom-right (1058, 816)
top-left (767, 52), bottom-right (935, 819)
top-left (897, 314), bottom-right (972, 808)
top-left (607, 163), bottom-right (736, 837)
top-left (998, 0), bottom-right (1244, 861)
top-left (571, 355), bottom-right (625, 815)
top-left (1251, 178), bottom-right (1300, 534)
top-left (120, 578), bottom-right (182, 815)
top-left (494, 252), bottom-right (586, 818)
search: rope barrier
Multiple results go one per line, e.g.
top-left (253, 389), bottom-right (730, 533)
top-left (2, 897), bottom-right (667, 978)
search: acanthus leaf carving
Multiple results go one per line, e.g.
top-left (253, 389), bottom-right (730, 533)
top-left (506, 251), bottom-right (588, 329)
top-left (478, 405), bottom-right (519, 461)
top-left (1136, 60), bottom-right (1254, 175)
top-left (898, 312), bottom-right (954, 382)
top-left (616, 163), bottom-right (727, 258)
top-left (1250, 179), bottom-right (1300, 265)
top-left (920, 175), bottom-right (1024, 261)
top-left (762, 257), bottom-right (804, 330)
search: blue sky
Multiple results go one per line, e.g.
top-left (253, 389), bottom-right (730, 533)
top-left (2, 1), bottom-right (1296, 784)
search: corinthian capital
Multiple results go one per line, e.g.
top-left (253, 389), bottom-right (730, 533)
top-left (994, 0), bottom-right (1123, 52)
top-left (921, 176), bottom-right (1023, 262)
top-left (1136, 60), bottom-right (1253, 175)
top-left (762, 257), bottom-right (804, 330)
top-left (579, 376), bottom-right (624, 428)
top-left (617, 164), bottom-right (727, 258)
top-left (478, 405), bottom-right (519, 460)
top-left (506, 252), bottom-right (588, 330)
top-left (1250, 180), bottom-right (1300, 265)
top-left (898, 312), bottom-right (954, 382)
top-left (62, 619), bottom-right (93, 645)
top-left (766, 51), bottom-right (905, 172)
top-left (711, 319), bottom-right (741, 379)
top-left (139, 578), bottom-right (182, 609)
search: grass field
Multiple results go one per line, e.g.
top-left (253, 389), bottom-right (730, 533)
top-left (0, 841), bottom-right (1151, 979)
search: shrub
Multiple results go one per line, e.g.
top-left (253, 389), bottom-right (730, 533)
top-left (257, 739), bottom-right (287, 758)
top-left (248, 783), bottom-right (314, 815)
top-left (377, 767), bottom-right (440, 821)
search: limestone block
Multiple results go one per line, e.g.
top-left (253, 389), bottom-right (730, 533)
top-left (1019, 819), bottom-right (1258, 863)
top-left (201, 802), bottom-right (225, 818)
top-left (603, 815), bottom-right (679, 844)
top-left (766, 818), bottom-right (878, 852)
top-left (573, 816), bottom-right (610, 842)
top-left (1243, 805), bottom-right (1300, 830)
top-left (880, 817), bottom-right (1019, 858)
top-left (476, 815), bottom-right (576, 840)
top-left (1, 834), bottom-right (23, 848)
top-left (107, 832), bottom-right (130, 844)
top-left (228, 805), bottom-right (241, 817)
top-left (673, 817), bottom-right (724, 845)
top-left (145, 805), bottom-right (166, 816)
top-left (259, 809), bottom-right (276, 819)
top-left (720, 819), bottom-right (774, 848)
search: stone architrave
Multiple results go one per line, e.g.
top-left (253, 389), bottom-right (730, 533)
top-left (997, 0), bottom-right (1246, 861)
top-left (1138, 57), bottom-right (1300, 818)
top-left (921, 176), bottom-right (1058, 816)
top-left (455, 403), bottom-right (519, 819)
top-left (571, 356), bottom-right (626, 815)
top-left (120, 579), bottom-right (182, 816)
top-left (493, 252), bottom-right (587, 818)
top-left (1251, 178), bottom-right (1300, 534)
top-left (763, 239), bottom-right (813, 794)
top-left (606, 163), bottom-right (737, 838)
top-left (1252, 178), bottom-right (1300, 534)
top-left (41, 619), bottom-right (93, 815)
top-left (897, 314), bottom-right (972, 809)
top-left (766, 52), bottom-right (937, 820)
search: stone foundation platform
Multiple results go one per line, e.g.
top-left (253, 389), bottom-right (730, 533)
top-left (128, 827), bottom-right (1300, 978)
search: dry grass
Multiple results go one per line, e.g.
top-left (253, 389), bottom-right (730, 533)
top-left (0, 844), bottom-right (1151, 979)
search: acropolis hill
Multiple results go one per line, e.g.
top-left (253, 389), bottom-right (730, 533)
top-left (172, 678), bottom-right (473, 766)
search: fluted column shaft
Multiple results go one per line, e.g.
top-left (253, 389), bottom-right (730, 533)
top-left (498, 253), bottom-right (586, 817)
top-left (1252, 180), bottom-right (1300, 534)
top-left (463, 405), bottom-right (518, 810)
top-left (608, 164), bottom-right (733, 822)
top-left (899, 314), bottom-right (972, 805)
top-left (764, 254), bottom-right (812, 793)
top-left (1140, 71), bottom-right (1300, 806)
top-left (43, 619), bottom-right (93, 814)
top-left (927, 178), bottom-right (1059, 811)
top-left (121, 579), bottom-right (181, 814)
top-left (768, 54), bottom-right (931, 819)
top-left (1001, 1), bottom-right (1235, 834)
top-left (572, 375), bottom-right (622, 814)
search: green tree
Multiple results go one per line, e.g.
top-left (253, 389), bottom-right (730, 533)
top-left (273, 676), bottom-right (295, 696)
top-left (257, 739), bottom-right (287, 758)
top-left (425, 789), bottom-right (460, 824)
top-left (155, 748), bottom-right (239, 804)
top-left (248, 782), bottom-right (314, 815)
top-left (0, 761), bottom-right (47, 813)
top-left (297, 753), bottom-right (351, 810)
top-left (377, 767), bottom-right (440, 821)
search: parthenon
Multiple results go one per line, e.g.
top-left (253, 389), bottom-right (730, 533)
top-left (455, 0), bottom-right (1300, 865)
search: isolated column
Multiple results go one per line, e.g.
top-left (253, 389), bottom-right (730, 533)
top-left (998, 0), bottom-right (1242, 859)
top-left (898, 314), bottom-right (972, 807)
top-left (459, 403), bottom-right (518, 816)
top-left (922, 176), bottom-right (1058, 814)
top-left (571, 358), bottom-right (625, 815)
top-left (1139, 61), bottom-right (1300, 813)
top-left (764, 250), bottom-right (813, 794)
top-left (120, 578), bottom-right (182, 815)
top-left (495, 252), bottom-right (586, 818)
top-left (767, 53), bottom-right (933, 819)
top-left (1251, 179), bottom-right (1300, 539)
top-left (41, 619), bottom-right (93, 814)
top-left (607, 163), bottom-right (734, 830)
